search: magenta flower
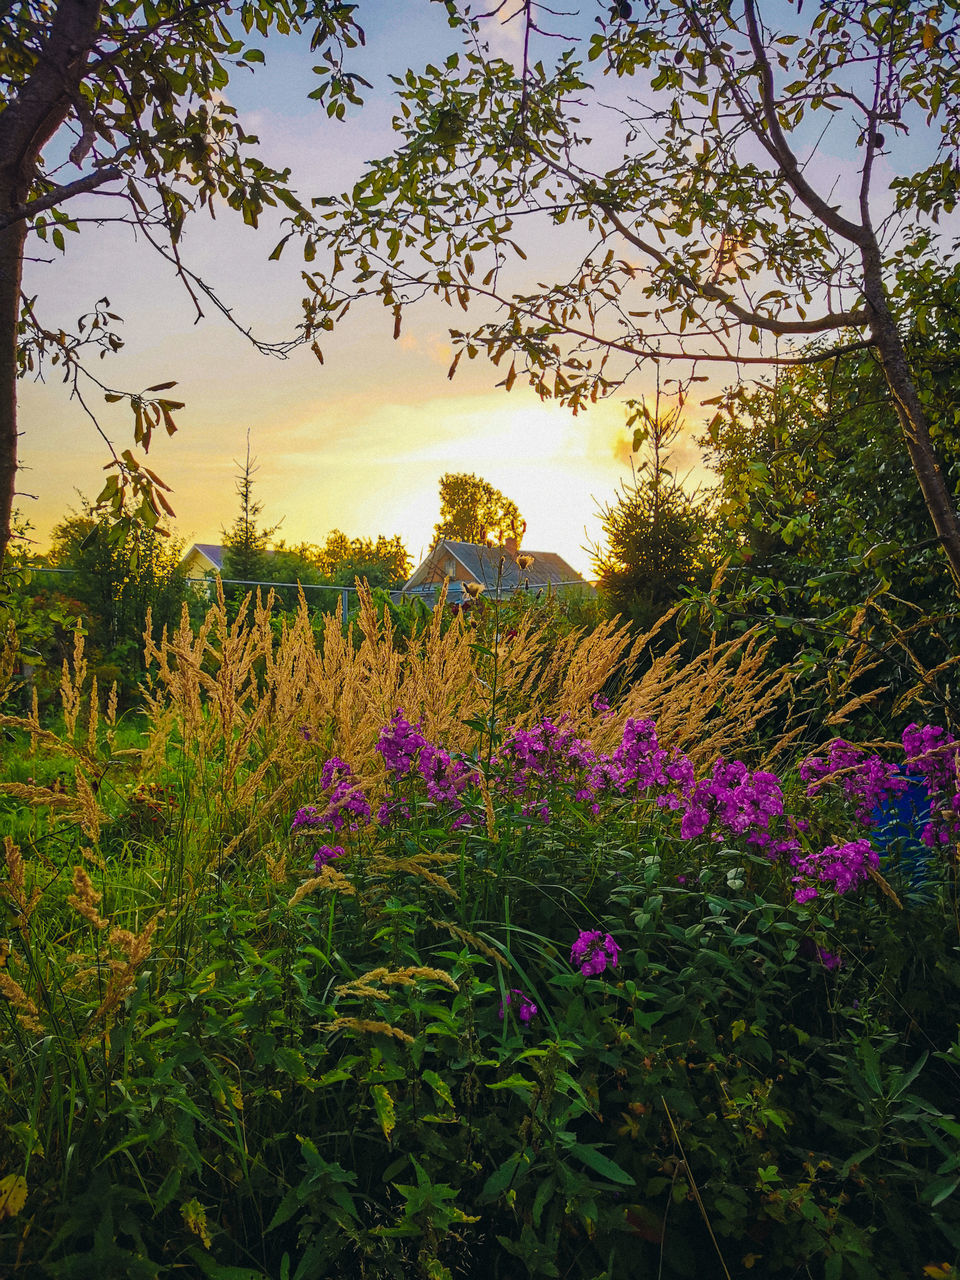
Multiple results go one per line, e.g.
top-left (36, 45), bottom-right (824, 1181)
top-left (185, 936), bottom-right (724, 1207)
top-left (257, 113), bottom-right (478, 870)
top-left (571, 929), bottom-right (620, 977)
top-left (790, 838), bottom-right (877, 901)
top-left (376, 710), bottom-right (428, 777)
top-left (313, 844), bottom-right (344, 871)
top-left (817, 947), bottom-right (842, 970)
top-left (499, 988), bottom-right (538, 1023)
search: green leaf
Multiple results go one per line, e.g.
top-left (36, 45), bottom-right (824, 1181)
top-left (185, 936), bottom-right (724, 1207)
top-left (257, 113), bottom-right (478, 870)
top-left (568, 1143), bottom-right (634, 1185)
top-left (371, 1083), bottom-right (396, 1140)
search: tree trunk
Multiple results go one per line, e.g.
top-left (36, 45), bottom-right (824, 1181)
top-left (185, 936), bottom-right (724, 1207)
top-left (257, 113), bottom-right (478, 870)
top-left (0, 0), bottom-right (104, 569)
top-left (0, 207), bottom-right (25, 570)
top-left (860, 242), bottom-right (960, 594)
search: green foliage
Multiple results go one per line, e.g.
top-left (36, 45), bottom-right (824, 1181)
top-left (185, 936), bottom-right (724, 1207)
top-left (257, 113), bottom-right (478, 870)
top-left (222, 435), bottom-right (280, 591)
top-left (308, 530), bottom-right (412, 589)
top-left (593, 403), bottom-right (713, 632)
top-left (25, 502), bottom-right (189, 705)
top-left (1, 0), bottom-right (370, 561)
top-left (432, 473), bottom-right (524, 549)
top-left (696, 252), bottom-right (960, 727)
top-left (295, 0), bottom-right (960, 585)
top-left (3, 606), bottom-right (960, 1277)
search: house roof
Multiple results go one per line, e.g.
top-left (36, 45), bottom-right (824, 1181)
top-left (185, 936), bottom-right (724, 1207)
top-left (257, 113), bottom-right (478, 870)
top-left (405, 539), bottom-right (586, 593)
top-left (183, 542), bottom-right (225, 571)
top-left (182, 543), bottom-right (278, 575)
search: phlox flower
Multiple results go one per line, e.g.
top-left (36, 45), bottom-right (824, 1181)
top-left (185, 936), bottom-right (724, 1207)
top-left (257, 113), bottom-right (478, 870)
top-left (499, 988), bottom-right (538, 1023)
top-left (791, 838), bottom-right (877, 901)
top-left (571, 929), bottom-right (620, 977)
top-left (801, 739), bottom-right (907, 824)
top-left (313, 844), bottom-right (344, 871)
top-left (291, 756), bottom-right (371, 847)
top-left (376, 710), bottom-right (428, 777)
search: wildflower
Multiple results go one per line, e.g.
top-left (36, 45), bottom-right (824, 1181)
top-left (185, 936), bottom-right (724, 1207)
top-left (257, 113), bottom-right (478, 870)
top-left (903, 723), bottom-right (960, 847)
top-left (571, 929), bottom-right (620, 977)
top-left (791, 838), bottom-right (877, 901)
top-left (499, 988), bottom-right (538, 1023)
top-left (376, 710), bottom-right (428, 777)
top-left (801, 739), bottom-right (907, 824)
top-left (313, 844), bottom-right (344, 872)
top-left (463, 580), bottom-right (485, 599)
top-left (291, 757), bottom-right (371, 846)
top-left (817, 947), bottom-right (842, 970)
top-left (516, 553), bottom-right (534, 570)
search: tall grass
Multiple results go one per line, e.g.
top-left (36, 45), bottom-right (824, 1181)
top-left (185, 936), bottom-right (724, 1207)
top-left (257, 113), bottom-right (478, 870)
top-left (1, 584), bottom-right (957, 1278)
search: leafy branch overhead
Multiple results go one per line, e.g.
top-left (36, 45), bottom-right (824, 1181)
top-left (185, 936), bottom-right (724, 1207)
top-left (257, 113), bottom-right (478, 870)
top-left (0, 0), bottom-right (369, 566)
top-left (293, 0), bottom-right (960, 586)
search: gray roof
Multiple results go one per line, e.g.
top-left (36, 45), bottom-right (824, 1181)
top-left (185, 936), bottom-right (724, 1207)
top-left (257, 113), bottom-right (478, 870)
top-left (405, 539), bottom-right (586, 593)
top-left (185, 542), bottom-right (224, 570)
top-left (183, 544), bottom-right (277, 573)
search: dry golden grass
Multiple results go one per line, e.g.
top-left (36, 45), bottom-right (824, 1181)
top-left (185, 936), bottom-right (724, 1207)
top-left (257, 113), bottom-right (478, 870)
top-left (0, 581), bottom-right (816, 879)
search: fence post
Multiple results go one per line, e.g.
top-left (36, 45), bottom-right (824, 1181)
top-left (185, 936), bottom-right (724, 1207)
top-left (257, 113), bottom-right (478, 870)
top-left (341, 587), bottom-right (349, 620)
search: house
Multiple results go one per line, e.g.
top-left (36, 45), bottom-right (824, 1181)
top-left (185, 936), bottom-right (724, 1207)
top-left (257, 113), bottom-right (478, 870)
top-left (180, 543), bottom-right (277, 582)
top-left (181, 543), bottom-right (225, 579)
top-left (402, 538), bottom-right (592, 604)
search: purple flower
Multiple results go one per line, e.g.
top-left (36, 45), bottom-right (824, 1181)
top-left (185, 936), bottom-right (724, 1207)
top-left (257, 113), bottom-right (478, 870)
top-left (903, 723), bottom-right (960, 847)
top-left (817, 947), bottom-right (842, 971)
top-left (499, 988), bottom-right (538, 1023)
top-left (790, 838), bottom-right (877, 900)
top-left (313, 844), bottom-right (344, 871)
top-left (592, 694), bottom-right (614, 722)
top-left (571, 929), bottom-right (620, 977)
top-left (291, 756), bottom-right (371, 843)
top-left (291, 805), bottom-right (322, 832)
top-left (801, 739), bottom-right (907, 825)
top-left (376, 710), bottom-right (428, 777)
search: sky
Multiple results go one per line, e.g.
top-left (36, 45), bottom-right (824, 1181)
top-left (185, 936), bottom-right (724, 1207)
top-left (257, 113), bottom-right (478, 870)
top-left (16, 0), bottom-right (950, 578)
top-left (15, 0), bottom-right (711, 577)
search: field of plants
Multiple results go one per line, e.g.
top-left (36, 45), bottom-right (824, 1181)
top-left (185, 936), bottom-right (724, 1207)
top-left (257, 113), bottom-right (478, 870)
top-left (2, 585), bottom-right (960, 1279)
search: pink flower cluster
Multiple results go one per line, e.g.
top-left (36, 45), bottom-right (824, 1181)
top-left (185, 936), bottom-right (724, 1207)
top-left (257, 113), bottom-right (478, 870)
top-left (292, 757), bottom-right (371, 836)
top-left (800, 739), bottom-right (907, 825)
top-left (498, 988), bottom-right (538, 1023)
top-left (493, 717), bottom-right (597, 823)
top-left (375, 710), bottom-right (477, 827)
top-left (789, 838), bottom-right (878, 903)
top-left (291, 716), bottom-right (960, 911)
top-left (902, 722), bottom-right (960, 847)
top-left (313, 843), bottom-right (345, 872)
top-left (376, 711), bottom-right (428, 777)
top-left (570, 930), bottom-right (620, 977)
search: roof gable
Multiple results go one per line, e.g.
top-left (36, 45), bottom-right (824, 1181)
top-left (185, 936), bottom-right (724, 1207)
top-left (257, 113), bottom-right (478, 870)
top-left (404, 539), bottom-right (585, 592)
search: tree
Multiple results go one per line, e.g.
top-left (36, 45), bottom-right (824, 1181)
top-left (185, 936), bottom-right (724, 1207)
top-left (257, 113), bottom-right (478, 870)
top-left (221, 433), bottom-right (278, 587)
top-left (700, 256), bottom-right (960, 712)
top-left (0, 0), bottom-right (368, 567)
top-left (299, 0), bottom-right (960, 590)
top-left (311, 530), bottom-right (411, 588)
top-left (593, 400), bottom-right (711, 630)
top-left (45, 500), bottom-right (187, 689)
top-left (432, 472), bottom-right (524, 547)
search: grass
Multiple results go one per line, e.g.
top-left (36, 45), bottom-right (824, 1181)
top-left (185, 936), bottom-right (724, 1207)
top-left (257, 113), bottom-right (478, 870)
top-left (1, 583), bottom-right (959, 1279)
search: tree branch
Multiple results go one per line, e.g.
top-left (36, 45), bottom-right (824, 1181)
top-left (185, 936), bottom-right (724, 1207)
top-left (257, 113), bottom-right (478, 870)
top-left (0, 164), bottom-right (121, 229)
top-left (739, 0), bottom-right (870, 247)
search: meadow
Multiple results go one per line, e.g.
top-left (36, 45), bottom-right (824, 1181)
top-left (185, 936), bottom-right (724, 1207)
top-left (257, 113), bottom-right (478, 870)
top-left (1, 584), bottom-right (959, 1279)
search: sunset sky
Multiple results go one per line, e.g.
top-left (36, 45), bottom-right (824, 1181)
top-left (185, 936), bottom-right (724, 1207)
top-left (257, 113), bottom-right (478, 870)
top-left (15, 0), bottom-right (721, 578)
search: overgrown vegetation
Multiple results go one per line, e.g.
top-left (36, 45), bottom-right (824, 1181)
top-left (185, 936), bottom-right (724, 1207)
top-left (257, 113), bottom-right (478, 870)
top-left (2, 585), bottom-right (959, 1278)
